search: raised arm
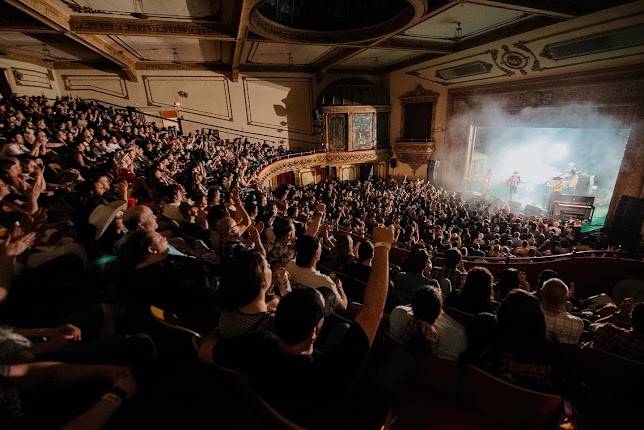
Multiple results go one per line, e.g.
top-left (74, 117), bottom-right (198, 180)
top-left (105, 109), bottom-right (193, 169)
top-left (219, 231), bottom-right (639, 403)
top-left (305, 203), bottom-right (326, 237)
top-left (354, 225), bottom-right (394, 345)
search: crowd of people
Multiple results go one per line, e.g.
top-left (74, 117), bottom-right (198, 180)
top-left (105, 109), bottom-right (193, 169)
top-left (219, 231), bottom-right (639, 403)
top-left (0, 94), bottom-right (640, 429)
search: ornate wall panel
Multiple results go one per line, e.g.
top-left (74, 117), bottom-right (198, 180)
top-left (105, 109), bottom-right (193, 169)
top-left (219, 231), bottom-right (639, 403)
top-left (143, 75), bottom-right (232, 121)
top-left (352, 112), bottom-right (375, 150)
top-left (243, 76), bottom-right (313, 134)
top-left (328, 113), bottom-right (348, 151)
top-left (62, 74), bottom-right (128, 99)
top-left (11, 67), bottom-right (52, 89)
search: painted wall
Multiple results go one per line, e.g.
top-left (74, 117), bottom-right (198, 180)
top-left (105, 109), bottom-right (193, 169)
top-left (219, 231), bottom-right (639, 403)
top-left (0, 59), bottom-right (61, 99)
top-left (53, 67), bottom-right (385, 151)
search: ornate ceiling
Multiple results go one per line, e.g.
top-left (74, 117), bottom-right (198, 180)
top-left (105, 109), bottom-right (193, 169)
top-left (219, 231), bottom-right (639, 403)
top-left (0, 0), bottom-right (637, 81)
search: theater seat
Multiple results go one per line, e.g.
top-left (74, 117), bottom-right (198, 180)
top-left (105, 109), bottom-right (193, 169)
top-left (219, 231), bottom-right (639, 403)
top-left (416, 355), bottom-right (461, 400)
top-left (570, 347), bottom-right (644, 429)
top-left (212, 363), bottom-right (305, 430)
top-left (150, 305), bottom-right (202, 353)
top-left (459, 365), bottom-right (563, 430)
top-left (445, 307), bottom-right (474, 325)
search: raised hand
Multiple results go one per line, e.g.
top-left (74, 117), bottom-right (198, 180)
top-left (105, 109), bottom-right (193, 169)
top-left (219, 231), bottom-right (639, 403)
top-left (1, 230), bottom-right (36, 257)
top-left (373, 224), bottom-right (395, 245)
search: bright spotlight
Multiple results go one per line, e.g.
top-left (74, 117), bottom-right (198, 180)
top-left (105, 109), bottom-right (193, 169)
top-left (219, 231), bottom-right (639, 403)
top-left (547, 143), bottom-right (568, 161)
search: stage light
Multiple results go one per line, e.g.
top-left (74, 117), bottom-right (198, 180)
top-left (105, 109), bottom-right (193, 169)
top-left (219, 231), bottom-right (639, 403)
top-left (547, 143), bottom-right (569, 161)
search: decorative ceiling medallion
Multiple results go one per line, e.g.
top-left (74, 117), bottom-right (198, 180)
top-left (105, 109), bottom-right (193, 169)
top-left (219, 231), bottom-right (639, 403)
top-left (250, 0), bottom-right (425, 44)
top-left (501, 51), bottom-right (528, 69)
top-left (491, 43), bottom-right (541, 76)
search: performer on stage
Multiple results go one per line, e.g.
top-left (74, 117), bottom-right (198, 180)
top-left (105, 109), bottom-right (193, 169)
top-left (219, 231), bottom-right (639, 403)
top-left (549, 175), bottom-right (565, 212)
top-left (484, 169), bottom-right (493, 195)
top-left (567, 165), bottom-right (579, 193)
top-left (506, 171), bottom-right (521, 202)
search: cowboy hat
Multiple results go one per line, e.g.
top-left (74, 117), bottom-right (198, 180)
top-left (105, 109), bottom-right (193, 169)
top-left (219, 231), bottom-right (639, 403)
top-left (89, 200), bottom-right (127, 240)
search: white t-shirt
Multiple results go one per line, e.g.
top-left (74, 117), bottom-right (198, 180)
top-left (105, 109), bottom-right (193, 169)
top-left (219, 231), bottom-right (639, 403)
top-left (162, 202), bottom-right (185, 223)
top-left (286, 260), bottom-right (340, 300)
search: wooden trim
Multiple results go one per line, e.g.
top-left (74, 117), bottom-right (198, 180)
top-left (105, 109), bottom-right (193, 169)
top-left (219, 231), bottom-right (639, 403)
top-left (69, 15), bottom-right (234, 40)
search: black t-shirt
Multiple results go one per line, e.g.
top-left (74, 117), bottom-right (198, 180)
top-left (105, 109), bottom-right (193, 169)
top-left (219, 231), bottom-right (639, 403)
top-left (212, 322), bottom-right (370, 428)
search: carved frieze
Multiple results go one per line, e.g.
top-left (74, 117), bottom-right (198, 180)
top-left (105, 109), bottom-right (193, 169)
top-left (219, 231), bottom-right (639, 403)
top-left (393, 142), bottom-right (435, 174)
top-left (257, 150), bottom-right (390, 186)
top-left (69, 17), bottom-right (233, 39)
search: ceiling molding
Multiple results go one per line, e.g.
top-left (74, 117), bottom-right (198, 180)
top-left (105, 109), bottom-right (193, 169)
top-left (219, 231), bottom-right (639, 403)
top-left (239, 63), bottom-right (313, 74)
top-left (68, 16), bottom-right (235, 41)
top-left (454, 15), bottom-right (561, 51)
top-left (231, 0), bottom-right (261, 82)
top-left (383, 52), bottom-right (445, 73)
top-left (0, 17), bottom-right (57, 33)
top-left (379, 38), bottom-right (454, 53)
top-left (4, 0), bottom-right (138, 81)
top-left (465, 0), bottom-right (576, 19)
top-left (136, 62), bottom-right (228, 72)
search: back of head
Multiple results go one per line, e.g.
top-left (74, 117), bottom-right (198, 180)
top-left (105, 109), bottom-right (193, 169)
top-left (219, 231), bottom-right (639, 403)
top-left (123, 206), bottom-right (145, 231)
top-left (405, 248), bottom-right (430, 274)
top-left (118, 230), bottom-right (153, 269)
top-left (540, 278), bottom-right (569, 311)
top-left (497, 290), bottom-right (546, 354)
top-left (275, 288), bottom-right (325, 346)
top-left (220, 251), bottom-right (266, 310)
top-left (444, 248), bottom-right (462, 268)
top-left (272, 216), bottom-right (293, 239)
top-left (632, 303), bottom-right (644, 335)
top-left (357, 241), bottom-right (374, 263)
top-left (538, 269), bottom-right (558, 289)
top-left (295, 235), bottom-right (320, 267)
top-left (206, 205), bottom-right (228, 229)
top-left (496, 268), bottom-right (520, 300)
top-left (411, 286), bottom-right (442, 325)
top-left (462, 266), bottom-right (494, 304)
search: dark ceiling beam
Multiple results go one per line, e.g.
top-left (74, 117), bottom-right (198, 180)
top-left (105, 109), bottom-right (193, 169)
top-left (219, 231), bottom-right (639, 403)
top-left (382, 52), bottom-right (444, 73)
top-left (135, 61), bottom-right (229, 72)
top-left (312, 46), bottom-right (363, 79)
top-left (379, 38), bottom-right (454, 53)
top-left (0, 50), bottom-right (52, 67)
top-left (69, 16), bottom-right (235, 41)
top-left (4, 0), bottom-right (138, 81)
top-left (239, 63), bottom-right (313, 73)
top-left (231, 0), bottom-right (261, 82)
top-left (0, 17), bottom-right (57, 33)
top-left (465, 0), bottom-right (576, 19)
